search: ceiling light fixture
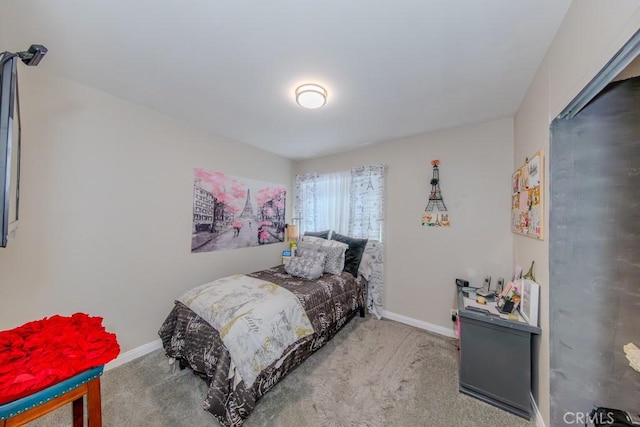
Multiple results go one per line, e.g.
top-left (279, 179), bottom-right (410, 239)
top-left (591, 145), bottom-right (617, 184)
top-left (295, 84), bottom-right (327, 109)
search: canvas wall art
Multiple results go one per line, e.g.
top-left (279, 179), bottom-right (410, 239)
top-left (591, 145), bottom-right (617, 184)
top-left (192, 168), bottom-right (286, 253)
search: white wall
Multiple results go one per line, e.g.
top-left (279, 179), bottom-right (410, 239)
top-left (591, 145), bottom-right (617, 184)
top-left (295, 118), bottom-right (514, 329)
top-left (514, 1), bottom-right (640, 425)
top-left (0, 69), bottom-right (292, 352)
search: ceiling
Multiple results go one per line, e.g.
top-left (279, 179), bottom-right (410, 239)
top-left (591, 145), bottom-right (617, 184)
top-left (0, 0), bottom-right (572, 160)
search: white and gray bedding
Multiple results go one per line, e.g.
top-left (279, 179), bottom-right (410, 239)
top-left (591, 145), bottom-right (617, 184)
top-left (178, 274), bottom-right (315, 387)
top-left (158, 265), bottom-right (367, 427)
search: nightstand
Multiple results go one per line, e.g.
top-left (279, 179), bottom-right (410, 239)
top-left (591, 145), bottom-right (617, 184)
top-left (457, 288), bottom-right (541, 419)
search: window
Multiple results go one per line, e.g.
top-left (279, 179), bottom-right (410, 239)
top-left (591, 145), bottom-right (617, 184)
top-left (294, 164), bottom-right (386, 241)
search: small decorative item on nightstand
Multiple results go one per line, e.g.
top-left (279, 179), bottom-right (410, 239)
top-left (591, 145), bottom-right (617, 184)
top-left (496, 281), bottom-right (521, 314)
top-left (285, 223), bottom-right (299, 256)
top-left (496, 298), bottom-right (514, 314)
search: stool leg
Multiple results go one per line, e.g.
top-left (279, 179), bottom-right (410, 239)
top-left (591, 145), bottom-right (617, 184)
top-left (87, 378), bottom-right (102, 427)
top-left (72, 397), bottom-right (83, 427)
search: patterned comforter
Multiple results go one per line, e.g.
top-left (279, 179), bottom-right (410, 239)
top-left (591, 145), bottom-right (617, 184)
top-left (158, 265), bottom-right (367, 427)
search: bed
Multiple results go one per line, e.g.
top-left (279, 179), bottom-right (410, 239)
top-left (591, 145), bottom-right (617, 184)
top-left (158, 264), bottom-right (368, 427)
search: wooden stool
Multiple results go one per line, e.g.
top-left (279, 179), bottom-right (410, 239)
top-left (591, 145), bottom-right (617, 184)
top-left (0, 366), bottom-right (103, 427)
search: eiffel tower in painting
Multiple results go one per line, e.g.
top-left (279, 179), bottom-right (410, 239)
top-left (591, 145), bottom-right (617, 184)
top-left (240, 189), bottom-right (255, 218)
top-left (425, 160), bottom-right (448, 212)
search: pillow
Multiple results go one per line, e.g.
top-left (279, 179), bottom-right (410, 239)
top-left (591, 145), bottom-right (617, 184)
top-left (285, 251), bottom-right (326, 280)
top-left (301, 235), bottom-right (349, 250)
top-left (299, 235), bottom-right (328, 244)
top-left (358, 253), bottom-right (373, 281)
top-left (297, 242), bottom-right (347, 275)
top-left (331, 232), bottom-right (368, 277)
top-left (303, 230), bottom-right (331, 239)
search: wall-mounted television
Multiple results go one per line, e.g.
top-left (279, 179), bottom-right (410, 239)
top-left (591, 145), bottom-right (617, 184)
top-left (0, 53), bottom-right (19, 248)
top-left (0, 45), bottom-right (46, 247)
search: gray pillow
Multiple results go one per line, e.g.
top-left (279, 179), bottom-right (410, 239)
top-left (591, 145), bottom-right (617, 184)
top-left (285, 251), bottom-right (326, 280)
top-left (297, 242), bottom-right (346, 275)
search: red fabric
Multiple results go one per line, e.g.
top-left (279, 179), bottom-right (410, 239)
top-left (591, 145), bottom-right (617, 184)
top-left (0, 313), bottom-right (120, 405)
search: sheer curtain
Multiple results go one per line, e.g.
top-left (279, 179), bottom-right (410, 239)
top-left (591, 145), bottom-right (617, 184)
top-left (316, 171), bottom-right (351, 235)
top-left (295, 165), bottom-right (385, 240)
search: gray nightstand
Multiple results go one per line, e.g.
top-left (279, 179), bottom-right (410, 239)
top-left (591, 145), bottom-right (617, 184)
top-left (457, 289), bottom-right (541, 419)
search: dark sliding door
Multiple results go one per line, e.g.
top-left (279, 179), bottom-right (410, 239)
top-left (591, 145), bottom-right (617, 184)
top-left (550, 76), bottom-right (640, 424)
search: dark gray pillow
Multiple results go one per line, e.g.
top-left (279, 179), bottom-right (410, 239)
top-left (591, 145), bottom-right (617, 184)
top-left (285, 251), bottom-right (326, 280)
top-left (331, 232), bottom-right (368, 277)
top-left (303, 230), bottom-right (331, 239)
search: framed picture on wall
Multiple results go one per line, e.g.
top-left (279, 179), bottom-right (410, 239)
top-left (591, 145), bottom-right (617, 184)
top-left (518, 279), bottom-right (540, 327)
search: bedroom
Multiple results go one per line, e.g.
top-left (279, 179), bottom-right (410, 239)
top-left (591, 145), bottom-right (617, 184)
top-left (1, 1), bottom-right (639, 427)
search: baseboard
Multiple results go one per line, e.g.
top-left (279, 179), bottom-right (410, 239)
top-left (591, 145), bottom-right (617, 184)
top-left (531, 392), bottom-right (545, 427)
top-left (105, 339), bottom-right (163, 371)
top-left (382, 310), bottom-right (457, 338)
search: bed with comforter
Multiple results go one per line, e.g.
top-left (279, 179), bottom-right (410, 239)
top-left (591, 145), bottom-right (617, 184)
top-left (158, 264), bottom-right (367, 427)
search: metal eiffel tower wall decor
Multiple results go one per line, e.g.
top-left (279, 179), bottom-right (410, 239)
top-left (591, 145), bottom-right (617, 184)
top-left (422, 160), bottom-right (451, 227)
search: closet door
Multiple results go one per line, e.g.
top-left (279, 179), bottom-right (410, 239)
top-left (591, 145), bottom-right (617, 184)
top-left (550, 76), bottom-right (640, 423)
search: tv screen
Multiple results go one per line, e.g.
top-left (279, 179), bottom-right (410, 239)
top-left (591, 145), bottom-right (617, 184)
top-left (0, 54), bottom-right (18, 247)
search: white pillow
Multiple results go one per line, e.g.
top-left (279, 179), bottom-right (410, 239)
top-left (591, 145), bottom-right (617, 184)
top-left (301, 235), bottom-right (349, 250)
top-left (358, 253), bottom-right (374, 281)
top-left (360, 239), bottom-right (382, 281)
top-left (299, 235), bottom-right (328, 245)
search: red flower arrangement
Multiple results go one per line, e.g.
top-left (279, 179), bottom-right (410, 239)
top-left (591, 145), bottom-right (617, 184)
top-left (0, 313), bottom-right (120, 405)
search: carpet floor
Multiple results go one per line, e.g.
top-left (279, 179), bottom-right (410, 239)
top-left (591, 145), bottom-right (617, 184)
top-left (29, 317), bottom-right (535, 426)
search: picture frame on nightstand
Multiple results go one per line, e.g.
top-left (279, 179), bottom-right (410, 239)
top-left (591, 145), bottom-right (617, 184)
top-left (518, 279), bottom-right (540, 327)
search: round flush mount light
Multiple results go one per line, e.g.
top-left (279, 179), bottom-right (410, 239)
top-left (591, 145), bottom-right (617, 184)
top-left (295, 84), bottom-right (327, 109)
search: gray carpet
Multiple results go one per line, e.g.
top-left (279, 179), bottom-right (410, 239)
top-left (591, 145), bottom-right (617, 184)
top-left (29, 317), bottom-right (535, 426)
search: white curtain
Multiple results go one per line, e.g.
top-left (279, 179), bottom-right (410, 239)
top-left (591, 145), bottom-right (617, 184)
top-left (295, 165), bottom-right (386, 240)
top-left (316, 171), bottom-right (352, 235)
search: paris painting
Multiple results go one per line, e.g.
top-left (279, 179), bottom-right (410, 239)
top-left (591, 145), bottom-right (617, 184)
top-left (192, 168), bottom-right (286, 253)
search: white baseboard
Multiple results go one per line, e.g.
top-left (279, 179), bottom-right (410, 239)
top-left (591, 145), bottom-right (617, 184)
top-left (105, 339), bottom-right (163, 371)
top-left (531, 392), bottom-right (545, 427)
top-left (381, 310), bottom-right (457, 338)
